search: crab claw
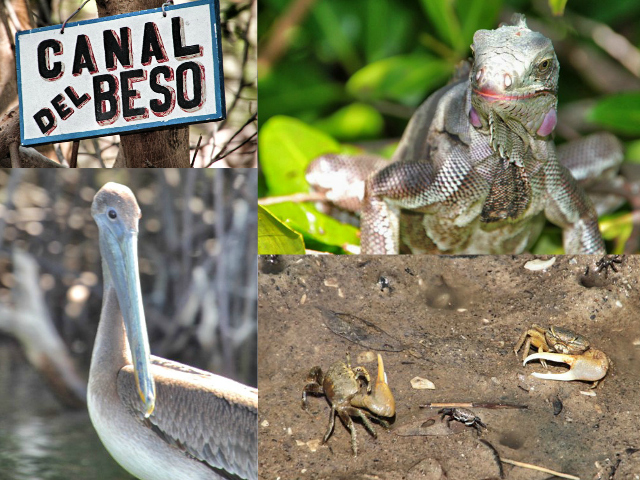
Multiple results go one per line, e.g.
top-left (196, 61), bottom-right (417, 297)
top-left (523, 349), bottom-right (609, 384)
top-left (352, 354), bottom-right (396, 417)
top-left (371, 354), bottom-right (396, 416)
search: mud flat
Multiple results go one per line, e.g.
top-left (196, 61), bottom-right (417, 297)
top-left (258, 255), bottom-right (640, 480)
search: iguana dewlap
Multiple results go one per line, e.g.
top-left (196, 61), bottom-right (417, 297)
top-left (307, 14), bottom-right (623, 254)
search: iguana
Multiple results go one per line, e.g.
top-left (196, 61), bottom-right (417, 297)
top-left (306, 14), bottom-right (623, 254)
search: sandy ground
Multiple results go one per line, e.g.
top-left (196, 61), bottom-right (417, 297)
top-left (258, 255), bottom-right (640, 480)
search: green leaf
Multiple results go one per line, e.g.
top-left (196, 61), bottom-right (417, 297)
top-left (259, 116), bottom-right (341, 196)
top-left (312, 103), bottom-right (384, 141)
top-left (419, 0), bottom-right (464, 52)
top-left (624, 139), bottom-right (640, 163)
top-left (531, 228), bottom-right (564, 255)
top-left (258, 205), bottom-right (306, 254)
top-left (267, 202), bottom-right (360, 252)
top-left (347, 53), bottom-right (452, 106)
top-left (457, 0), bottom-right (502, 45)
top-left (599, 211), bottom-right (633, 254)
top-left (312, 0), bottom-right (362, 73)
top-left (378, 142), bottom-right (399, 159)
top-left (588, 93), bottom-right (640, 135)
top-left (258, 63), bottom-right (345, 124)
top-left (364, 0), bottom-right (413, 63)
top-left (549, 0), bottom-right (569, 16)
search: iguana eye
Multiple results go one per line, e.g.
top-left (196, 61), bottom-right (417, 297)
top-left (538, 59), bottom-right (551, 73)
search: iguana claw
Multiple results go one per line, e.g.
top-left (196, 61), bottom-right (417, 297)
top-left (523, 348), bottom-right (609, 386)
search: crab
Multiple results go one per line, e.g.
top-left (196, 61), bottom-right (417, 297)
top-left (514, 325), bottom-right (590, 364)
top-left (301, 353), bottom-right (396, 456)
top-left (596, 255), bottom-right (623, 275)
top-left (438, 408), bottom-right (486, 435)
top-left (514, 324), bottom-right (609, 387)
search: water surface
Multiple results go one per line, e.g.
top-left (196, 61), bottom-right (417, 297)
top-left (0, 344), bottom-right (133, 480)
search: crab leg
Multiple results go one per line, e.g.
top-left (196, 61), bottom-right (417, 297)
top-left (336, 409), bottom-right (359, 456)
top-left (523, 349), bottom-right (609, 383)
top-left (322, 406), bottom-right (337, 444)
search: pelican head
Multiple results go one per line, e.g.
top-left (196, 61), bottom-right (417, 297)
top-left (92, 182), bottom-right (156, 417)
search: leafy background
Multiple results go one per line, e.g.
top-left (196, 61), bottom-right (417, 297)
top-left (257, 0), bottom-right (640, 254)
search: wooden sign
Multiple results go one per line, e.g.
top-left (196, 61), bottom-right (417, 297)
top-left (16, 0), bottom-right (225, 146)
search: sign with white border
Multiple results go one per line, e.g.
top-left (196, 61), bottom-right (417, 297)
top-left (16, 0), bottom-right (225, 146)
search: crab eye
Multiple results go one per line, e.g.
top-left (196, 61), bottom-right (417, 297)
top-left (538, 59), bottom-right (551, 73)
top-left (108, 209), bottom-right (117, 219)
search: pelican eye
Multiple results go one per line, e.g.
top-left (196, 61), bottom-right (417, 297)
top-left (108, 209), bottom-right (118, 219)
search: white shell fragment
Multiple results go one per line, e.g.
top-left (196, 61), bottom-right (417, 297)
top-left (306, 440), bottom-right (321, 452)
top-left (580, 390), bottom-right (597, 397)
top-left (410, 376), bottom-right (436, 390)
top-left (524, 257), bottom-right (556, 271)
top-left (357, 351), bottom-right (376, 363)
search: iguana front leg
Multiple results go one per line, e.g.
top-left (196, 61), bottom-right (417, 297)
top-left (361, 153), bottom-right (488, 254)
top-left (557, 132), bottom-right (623, 183)
top-left (360, 184), bottom-right (400, 254)
top-left (557, 132), bottom-right (625, 215)
top-left (361, 161), bottom-right (439, 254)
top-left (544, 156), bottom-right (606, 254)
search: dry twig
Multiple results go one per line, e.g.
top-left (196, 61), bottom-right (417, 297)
top-left (501, 458), bottom-right (580, 480)
top-left (419, 402), bottom-right (528, 410)
top-left (191, 134), bottom-right (203, 167)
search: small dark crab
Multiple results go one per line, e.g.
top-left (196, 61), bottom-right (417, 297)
top-left (439, 408), bottom-right (486, 435)
top-left (301, 353), bottom-right (395, 456)
top-left (596, 255), bottom-right (623, 275)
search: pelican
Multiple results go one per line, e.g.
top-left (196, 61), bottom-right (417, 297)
top-left (88, 182), bottom-right (257, 480)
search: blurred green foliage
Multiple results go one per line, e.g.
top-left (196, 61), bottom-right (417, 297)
top-left (258, 205), bottom-right (306, 254)
top-left (259, 0), bottom-right (503, 132)
top-left (589, 93), bottom-right (640, 136)
top-left (259, 117), bottom-right (359, 253)
top-left (258, 0), bottom-right (640, 254)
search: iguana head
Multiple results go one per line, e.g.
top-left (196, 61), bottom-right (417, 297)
top-left (469, 14), bottom-right (559, 163)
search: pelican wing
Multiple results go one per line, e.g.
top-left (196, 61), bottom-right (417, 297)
top-left (118, 356), bottom-right (257, 480)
